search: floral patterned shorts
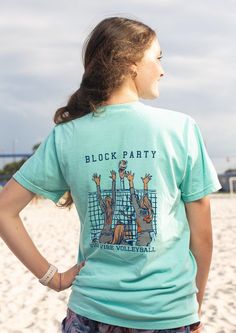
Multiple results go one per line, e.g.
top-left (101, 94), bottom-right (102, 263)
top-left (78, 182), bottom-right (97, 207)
top-left (61, 308), bottom-right (203, 333)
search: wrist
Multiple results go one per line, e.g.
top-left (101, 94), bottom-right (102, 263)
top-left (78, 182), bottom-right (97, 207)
top-left (39, 263), bottom-right (58, 286)
top-left (47, 272), bottom-right (61, 292)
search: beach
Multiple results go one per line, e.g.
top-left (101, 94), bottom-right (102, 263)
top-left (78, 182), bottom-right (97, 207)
top-left (0, 194), bottom-right (235, 333)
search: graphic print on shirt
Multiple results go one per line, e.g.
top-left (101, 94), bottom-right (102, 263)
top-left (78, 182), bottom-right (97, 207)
top-left (88, 159), bottom-right (158, 252)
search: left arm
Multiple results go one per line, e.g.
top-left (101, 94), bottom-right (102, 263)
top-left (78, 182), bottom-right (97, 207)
top-left (184, 196), bottom-right (213, 317)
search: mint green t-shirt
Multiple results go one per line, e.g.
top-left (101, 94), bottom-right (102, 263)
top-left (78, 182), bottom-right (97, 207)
top-left (13, 101), bottom-right (222, 330)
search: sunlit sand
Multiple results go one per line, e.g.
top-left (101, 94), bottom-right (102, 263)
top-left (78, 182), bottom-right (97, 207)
top-left (0, 194), bottom-right (235, 332)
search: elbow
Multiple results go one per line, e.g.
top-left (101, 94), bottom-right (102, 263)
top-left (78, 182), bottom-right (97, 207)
top-left (190, 234), bottom-right (213, 253)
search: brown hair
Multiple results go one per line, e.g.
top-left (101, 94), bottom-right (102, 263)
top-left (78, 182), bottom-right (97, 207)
top-left (55, 16), bottom-right (156, 209)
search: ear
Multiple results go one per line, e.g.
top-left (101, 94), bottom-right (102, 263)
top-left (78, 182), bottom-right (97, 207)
top-left (129, 62), bottom-right (138, 74)
top-left (130, 62), bottom-right (137, 70)
top-left (129, 65), bottom-right (138, 79)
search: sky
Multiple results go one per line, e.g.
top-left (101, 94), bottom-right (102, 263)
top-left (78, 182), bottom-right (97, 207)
top-left (0, 0), bottom-right (235, 173)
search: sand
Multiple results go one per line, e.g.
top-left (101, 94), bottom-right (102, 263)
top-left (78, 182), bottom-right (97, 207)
top-left (0, 194), bottom-right (235, 333)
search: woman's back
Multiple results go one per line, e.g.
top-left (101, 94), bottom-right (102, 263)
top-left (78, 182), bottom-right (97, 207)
top-left (12, 100), bottom-right (221, 329)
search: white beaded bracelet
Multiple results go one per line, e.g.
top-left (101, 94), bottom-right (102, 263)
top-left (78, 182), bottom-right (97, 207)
top-left (39, 264), bottom-right (58, 286)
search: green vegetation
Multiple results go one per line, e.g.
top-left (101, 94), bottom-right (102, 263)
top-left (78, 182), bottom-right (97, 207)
top-left (0, 143), bottom-right (41, 184)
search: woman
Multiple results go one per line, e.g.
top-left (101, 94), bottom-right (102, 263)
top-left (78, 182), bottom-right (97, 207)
top-left (0, 16), bottom-right (221, 332)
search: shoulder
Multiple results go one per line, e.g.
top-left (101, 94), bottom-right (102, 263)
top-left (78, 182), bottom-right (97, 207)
top-left (146, 103), bottom-right (191, 119)
top-left (52, 115), bottom-right (91, 148)
top-left (141, 103), bottom-right (196, 130)
top-left (48, 121), bottom-right (75, 151)
top-left (53, 119), bottom-right (77, 137)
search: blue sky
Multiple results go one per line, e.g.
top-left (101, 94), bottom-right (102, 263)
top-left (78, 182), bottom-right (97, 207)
top-left (0, 0), bottom-right (235, 173)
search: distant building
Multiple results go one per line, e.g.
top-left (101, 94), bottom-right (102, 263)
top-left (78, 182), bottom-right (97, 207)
top-left (218, 169), bottom-right (236, 192)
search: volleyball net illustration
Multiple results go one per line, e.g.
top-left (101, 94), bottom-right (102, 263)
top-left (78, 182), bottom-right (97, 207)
top-left (88, 188), bottom-right (158, 246)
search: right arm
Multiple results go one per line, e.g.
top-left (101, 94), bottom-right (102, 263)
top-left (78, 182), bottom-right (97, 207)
top-left (0, 178), bottom-right (84, 292)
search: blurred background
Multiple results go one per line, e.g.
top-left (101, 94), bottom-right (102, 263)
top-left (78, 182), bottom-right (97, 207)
top-left (0, 1), bottom-right (236, 177)
top-left (0, 1), bottom-right (236, 333)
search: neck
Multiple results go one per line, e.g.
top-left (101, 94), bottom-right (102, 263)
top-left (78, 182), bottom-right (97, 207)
top-left (103, 79), bottom-right (139, 106)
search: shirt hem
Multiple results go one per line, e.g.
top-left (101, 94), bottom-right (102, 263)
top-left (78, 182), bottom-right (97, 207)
top-left (67, 303), bottom-right (200, 330)
top-left (182, 182), bottom-right (222, 202)
top-left (13, 172), bottom-right (62, 203)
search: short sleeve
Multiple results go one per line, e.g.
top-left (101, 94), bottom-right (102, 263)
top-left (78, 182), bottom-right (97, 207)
top-left (13, 125), bottom-right (70, 203)
top-left (180, 117), bottom-right (222, 202)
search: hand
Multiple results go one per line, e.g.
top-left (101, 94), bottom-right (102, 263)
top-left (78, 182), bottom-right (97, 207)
top-left (190, 307), bottom-right (203, 333)
top-left (92, 173), bottom-right (101, 185)
top-left (190, 321), bottom-right (204, 332)
top-left (198, 307), bottom-right (202, 320)
top-left (141, 173), bottom-right (152, 184)
top-left (48, 261), bottom-right (86, 292)
top-left (125, 171), bottom-right (134, 181)
top-left (109, 170), bottom-right (116, 180)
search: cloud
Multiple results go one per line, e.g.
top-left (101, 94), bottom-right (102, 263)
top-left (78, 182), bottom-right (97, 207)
top-left (0, 0), bottom-right (235, 173)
